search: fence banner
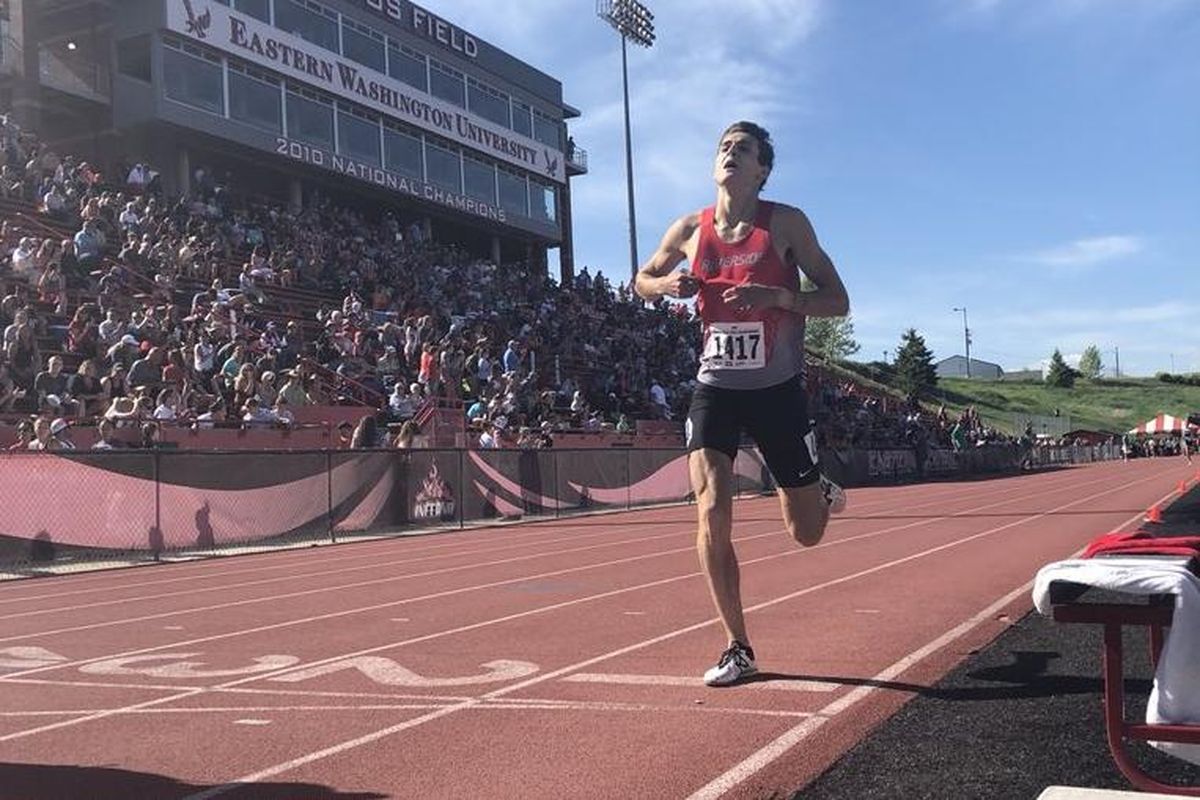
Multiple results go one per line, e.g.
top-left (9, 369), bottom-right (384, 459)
top-left (0, 444), bottom-right (1121, 575)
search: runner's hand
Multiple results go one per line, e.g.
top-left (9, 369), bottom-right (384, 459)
top-left (721, 283), bottom-right (785, 312)
top-left (659, 270), bottom-right (700, 299)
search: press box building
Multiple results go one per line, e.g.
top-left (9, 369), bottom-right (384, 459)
top-left (0, 0), bottom-right (586, 276)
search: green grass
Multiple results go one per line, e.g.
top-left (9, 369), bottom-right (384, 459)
top-left (928, 377), bottom-right (1200, 435)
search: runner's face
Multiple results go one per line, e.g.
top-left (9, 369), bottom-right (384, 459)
top-left (714, 132), bottom-right (768, 191)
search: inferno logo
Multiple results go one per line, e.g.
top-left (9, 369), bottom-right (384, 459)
top-left (413, 461), bottom-right (456, 521)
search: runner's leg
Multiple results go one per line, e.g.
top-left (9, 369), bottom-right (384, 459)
top-left (690, 447), bottom-right (747, 646)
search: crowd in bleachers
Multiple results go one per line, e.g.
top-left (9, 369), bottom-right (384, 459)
top-left (0, 111), bottom-right (1045, 454)
top-left (0, 113), bottom-right (713, 449)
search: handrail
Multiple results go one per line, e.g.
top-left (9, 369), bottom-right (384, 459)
top-left (299, 356), bottom-right (385, 408)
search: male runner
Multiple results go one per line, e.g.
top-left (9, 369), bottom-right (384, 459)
top-left (635, 121), bottom-right (850, 686)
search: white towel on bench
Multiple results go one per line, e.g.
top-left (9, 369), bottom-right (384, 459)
top-left (1033, 557), bottom-right (1200, 766)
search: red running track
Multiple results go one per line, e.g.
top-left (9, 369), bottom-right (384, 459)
top-left (0, 459), bottom-right (1190, 799)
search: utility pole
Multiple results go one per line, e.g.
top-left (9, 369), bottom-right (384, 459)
top-left (952, 307), bottom-right (971, 378)
top-left (1114, 346), bottom-right (1120, 378)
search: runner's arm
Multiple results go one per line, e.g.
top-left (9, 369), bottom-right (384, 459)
top-left (776, 206), bottom-right (849, 318)
top-left (634, 214), bottom-right (700, 301)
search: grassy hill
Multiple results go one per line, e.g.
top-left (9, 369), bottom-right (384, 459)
top-left (930, 377), bottom-right (1200, 435)
top-left (825, 358), bottom-right (1200, 436)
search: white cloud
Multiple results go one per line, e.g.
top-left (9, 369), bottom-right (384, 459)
top-left (1025, 235), bottom-right (1142, 268)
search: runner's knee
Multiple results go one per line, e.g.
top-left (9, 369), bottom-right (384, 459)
top-left (786, 503), bottom-right (827, 547)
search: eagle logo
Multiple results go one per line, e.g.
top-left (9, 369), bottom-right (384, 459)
top-left (182, 0), bottom-right (212, 39)
top-left (542, 149), bottom-right (558, 178)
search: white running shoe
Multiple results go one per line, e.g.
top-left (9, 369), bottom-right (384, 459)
top-left (821, 475), bottom-right (847, 515)
top-left (703, 641), bottom-right (757, 687)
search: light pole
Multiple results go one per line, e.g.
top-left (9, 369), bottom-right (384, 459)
top-left (952, 306), bottom-right (971, 378)
top-left (597, 0), bottom-right (655, 281)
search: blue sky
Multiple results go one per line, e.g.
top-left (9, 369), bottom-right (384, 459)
top-left (427, 0), bottom-right (1199, 377)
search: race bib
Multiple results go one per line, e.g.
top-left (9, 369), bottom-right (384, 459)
top-left (702, 321), bottom-right (766, 369)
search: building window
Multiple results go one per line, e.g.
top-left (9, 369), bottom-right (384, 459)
top-left (228, 62), bottom-right (282, 133)
top-left (337, 103), bottom-right (381, 166)
top-left (497, 169), bottom-right (528, 217)
top-left (467, 78), bottom-right (509, 129)
top-left (341, 18), bottom-right (385, 72)
top-left (213, 0), bottom-right (270, 22)
top-left (462, 156), bottom-right (495, 204)
top-left (285, 85), bottom-right (334, 149)
top-left (532, 109), bottom-right (560, 149)
top-left (116, 35), bottom-right (151, 83)
top-left (530, 180), bottom-right (556, 223)
top-left (275, 0), bottom-right (339, 53)
top-left (163, 41), bottom-right (224, 116)
top-left (511, 101), bottom-right (532, 138)
top-left (383, 124), bottom-right (423, 179)
top-left (425, 141), bottom-right (461, 192)
top-left (429, 58), bottom-right (464, 108)
top-left (387, 42), bottom-right (427, 92)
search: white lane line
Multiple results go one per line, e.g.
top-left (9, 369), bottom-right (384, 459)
top-left (683, 490), bottom-right (1180, 800)
top-left (0, 506), bottom-right (705, 605)
top-left (0, 701), bottom-right (812, 720)
top-left (0, 524), bottom-right (699, 625)
top-left (177, 468), bottom-right (1176, 799)
top-left (562, 673), bottom-right (838, 693)
top-left (0, 458), bottom-right (1119, 682)
top-left (233, 719), bottom-right (272, 726)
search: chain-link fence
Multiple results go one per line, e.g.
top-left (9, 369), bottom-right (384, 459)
top-left (0, 442), bottom-right (1122, 578)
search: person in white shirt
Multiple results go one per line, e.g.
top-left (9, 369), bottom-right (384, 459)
top-left (118, 201), bottom-right (141, 232)
top-left (650, 380), bottom-right (670, 419)
top-left (10, 238), bottom-right (36, 277)
top-left (152, 388), bottom-right (178, 421)
top-left (42, 185), bottom-right (67, 218)
top-left (478, 422), bottom-right (498, 449)
top-left (97, 310), bottom-right (125, 347)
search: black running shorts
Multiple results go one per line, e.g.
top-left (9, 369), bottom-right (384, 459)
top-left (685, 375), bottom-right (819, 488)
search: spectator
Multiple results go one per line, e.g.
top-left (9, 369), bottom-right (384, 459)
top-left (73, 219), bottom-right (103, 269)
top-left (8, 420), bottom-right (33, 451)
top-left (278, 370), bottom-right (310, 407)
top-left (68, 360), bottom-right (107, 418)
top-left (241, 396), bottom-right (275, 426)
top-left (502, 339), bottom-right (521, 374)
top-left (49, 417), bottom-right (76, 450)
top-left (349, 414), bottom-right (382, 448)
top-left (92, 418), bottom-right (122, 449)
top-left (33, 355), bottom-right (72, 415)
top-left (27, 417), bottom-right (59, 450)
top-left (127, 346), bottom-right (164, 392)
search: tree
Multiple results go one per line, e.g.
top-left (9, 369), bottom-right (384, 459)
top-left (1045, 349), bottom-right (1077, 388)
top-left (893, 328), bottom-right (938, 398)
top-left (1078, 345), bottom-right (1103, 380)
top-left (805, 315), bottom-right (861, 362)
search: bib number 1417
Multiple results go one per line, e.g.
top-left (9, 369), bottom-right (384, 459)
top-left (703, 322), bottom-right (766, 369)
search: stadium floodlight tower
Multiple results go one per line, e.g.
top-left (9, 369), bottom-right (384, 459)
top-left (597, 0), bottom-right (656, 281)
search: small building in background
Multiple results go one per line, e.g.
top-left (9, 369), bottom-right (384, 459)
top-left (934, 355), bottom-right (1003, 380)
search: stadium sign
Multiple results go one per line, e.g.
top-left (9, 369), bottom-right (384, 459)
top-left (165, 1), bottom-right (564, 183)
top-left (274, 135), bottom-right (509, 224)
top-left (360, 1), bottom-right (480, 59)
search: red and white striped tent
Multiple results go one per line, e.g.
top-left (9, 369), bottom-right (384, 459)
top-left (1128, 413), bottom-right (1197, 435)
